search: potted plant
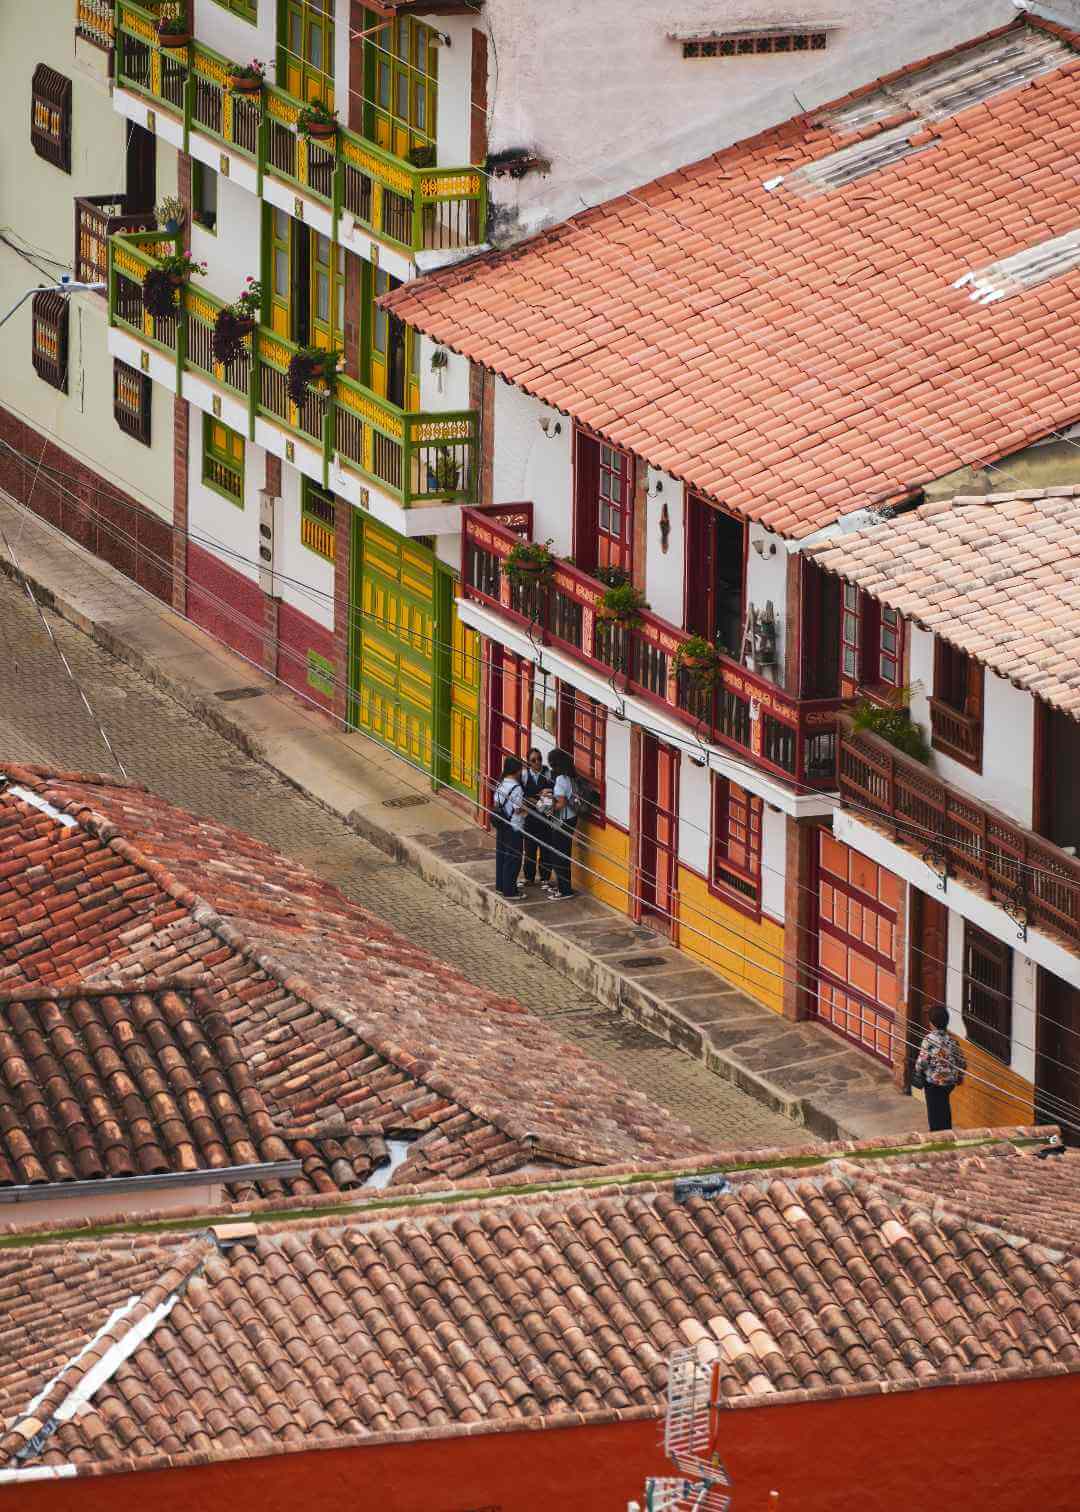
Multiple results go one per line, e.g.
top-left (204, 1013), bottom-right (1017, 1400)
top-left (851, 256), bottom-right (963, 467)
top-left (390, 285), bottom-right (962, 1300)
top-left (851, 687), bottom-right (930, 764)
top-left (674, 634), bottom-right (722, 682)
top-left (155, 195), bottom-right (185, 235)
top-left (286, 345), bottom-right (341, 406)
top-left (597, 581), bottom-right (648, 625)
top-left (227, 59), bottom-right (266, 95)
top-left (297, 99), bottom-right (338, 142)
top-left (212, 277), bottom-right (262, 366)
top-left (407, 142), bottom-right (436, 168)
top-left (425, 448), bottom-right (461, 495)
top-left (141, 250), bottom-right (206, 319)
top-left (504, 539), bottom-right (554, 581)
top-left (157, 12), bottom-right (193, 47)
top-left (594, 563), bottom-right (629, 589)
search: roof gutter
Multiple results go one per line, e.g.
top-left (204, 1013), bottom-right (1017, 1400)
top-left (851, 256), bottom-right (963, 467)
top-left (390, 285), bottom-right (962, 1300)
top-left (0, 1160), bottom-right (303, 1204)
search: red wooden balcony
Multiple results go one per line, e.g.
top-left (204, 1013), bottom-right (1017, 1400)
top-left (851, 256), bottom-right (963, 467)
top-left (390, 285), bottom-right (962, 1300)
top-left (839, 721), bottom-right (1080, 947)
top-left (929, 696), bottom-right (983, 768)
top-left (462, 506), bottom-right (845, 791)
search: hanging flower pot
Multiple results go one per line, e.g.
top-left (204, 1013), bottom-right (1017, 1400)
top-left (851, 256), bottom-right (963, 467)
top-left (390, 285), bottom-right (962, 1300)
top-left (286, 346), bottom-right (341, 407)
top-left (297, 100), bottom-right (339, 142)
top-left (228, 61), bottom-right (266, 95)
top-left (674, 635), bottom-right (723, 684)
top-left (157, 19), bottom-right (193, 47)
top-left (597, 582), bottom-right (648, 625)
top-left (504, 539), bottom-right (555, 581)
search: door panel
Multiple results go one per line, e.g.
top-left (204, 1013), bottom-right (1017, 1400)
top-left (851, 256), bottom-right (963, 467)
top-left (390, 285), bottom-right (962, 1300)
top-left (1038, 970), bottom-right (1080, 1141)
top-left (348, 518), bottom-right (436, 772)
top-left (448, 604), bottom-right (480, 800)
top-left (814, 831), bottom-right (899, 1064)
top-left (267, 206), bottom-right (293, 338)
top-left (640, 735), bottom-right (679, 931)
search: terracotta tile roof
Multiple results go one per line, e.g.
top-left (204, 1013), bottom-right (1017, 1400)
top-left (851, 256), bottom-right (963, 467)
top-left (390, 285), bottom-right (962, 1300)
top-left (2, 1134), bottom-right (1077, 1473)
top-left (806, 488), bottom-right (1080, 716)
top-left (385, 17), bottom-right (1080, 537)
top-left (0, 767), bottom-right (705, 1181)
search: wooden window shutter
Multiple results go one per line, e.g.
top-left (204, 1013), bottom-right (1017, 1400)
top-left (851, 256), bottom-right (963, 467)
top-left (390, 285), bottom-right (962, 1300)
top-left (113, 359), bottom-right (152, 445)
top-left (470, 28), bottom-right (489, 165)
top-left (963, 922), bottom-right (1012, 1063)
top-left (573, 427), bottom-right (601, 573)
top-left (31, 64), bottom-right (72, 174)
top-left (31, 291), bottom-right (69, 393)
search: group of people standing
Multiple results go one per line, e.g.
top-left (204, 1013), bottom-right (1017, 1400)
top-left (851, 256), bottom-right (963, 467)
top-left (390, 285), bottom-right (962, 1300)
top-left (493, 748), bottom-right (580, 900)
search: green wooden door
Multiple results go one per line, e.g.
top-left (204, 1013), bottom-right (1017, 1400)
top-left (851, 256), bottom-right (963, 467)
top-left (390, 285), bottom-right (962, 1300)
top-left (348, 516), bottom-right (436, 772)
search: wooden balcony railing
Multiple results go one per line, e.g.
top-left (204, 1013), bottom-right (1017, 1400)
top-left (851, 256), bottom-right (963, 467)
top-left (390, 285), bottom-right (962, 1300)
top-left (109, 230), bottom-right (477, 509)
top-left (839, 722), bottom-right (1080, 947)
top-left (113, 1), bottom-right (486, 257)
top-left (76, 0), bottom-right (114, 49)
top-left (75, 195), bottom-right (155, 288)
top-left (929, 696), bottom-right (983, 769)
top-left (462, 506), bottom-right (845, 791)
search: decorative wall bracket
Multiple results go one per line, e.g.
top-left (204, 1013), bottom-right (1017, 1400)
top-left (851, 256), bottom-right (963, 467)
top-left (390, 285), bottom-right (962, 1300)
top-left (1002, 884), bottom-right (1030, 942)
top-left (921, 842), bottom-right (949, 893)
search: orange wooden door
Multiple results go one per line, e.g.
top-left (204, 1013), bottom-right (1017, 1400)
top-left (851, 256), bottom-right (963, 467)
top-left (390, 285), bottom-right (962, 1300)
top-left (640, 734), bottom-right (679, 931)
top-left (814, 830), bottom-right (900, 1064)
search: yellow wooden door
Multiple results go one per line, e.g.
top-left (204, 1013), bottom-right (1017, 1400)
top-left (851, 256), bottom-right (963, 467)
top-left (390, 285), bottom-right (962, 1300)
top-left (448, 599), bottom-right (480, 799)
top-left (267, 206), bottom-right (293, 338)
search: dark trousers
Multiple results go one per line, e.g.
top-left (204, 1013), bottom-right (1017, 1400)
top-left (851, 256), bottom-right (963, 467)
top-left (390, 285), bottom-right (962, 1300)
top-left (523, 817), bottom-right (553, 882)
top-left (494, 820), bottom-right (524, 896)
top-left (924, 1083), bottom-right (953, 1132)
top-left (547, 819), bottom-right (577, 897)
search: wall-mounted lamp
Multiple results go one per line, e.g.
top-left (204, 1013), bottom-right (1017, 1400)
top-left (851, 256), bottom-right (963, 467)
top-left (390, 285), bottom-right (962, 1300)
top-left (646, 478), bottom-right (664, 499)
top-left (538, 416), bottom-right (562, 437)
top-left (752, 537), bottom-right (778, 557)
top-left (431, 30), bottom-right (452, 46)
top-left (659, 500), bottom-right (671, 553)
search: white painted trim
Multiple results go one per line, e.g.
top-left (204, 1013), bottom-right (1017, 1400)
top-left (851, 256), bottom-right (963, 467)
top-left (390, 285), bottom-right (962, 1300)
top-left (834, 809), bottom-right (1080, 990)
top-left (0, 1465), bottom-right (77, 1483)
top-left (456, 596), bottom-right (837, 818)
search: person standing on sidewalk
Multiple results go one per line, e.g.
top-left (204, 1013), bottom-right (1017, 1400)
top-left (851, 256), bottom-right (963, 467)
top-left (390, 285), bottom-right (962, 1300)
top-left (913, 1004), bottom-right (967, 1132)
top-left (493, 755), bottom-right (527, 898)
top-left (545, 748), bottom-right (580, 899)
top-left (522, 748), bottom-right (554, 888)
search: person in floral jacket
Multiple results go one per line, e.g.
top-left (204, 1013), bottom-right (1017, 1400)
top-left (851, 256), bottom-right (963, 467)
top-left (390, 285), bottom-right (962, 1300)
top-left (914, 1004), bottom-right (967, 1132)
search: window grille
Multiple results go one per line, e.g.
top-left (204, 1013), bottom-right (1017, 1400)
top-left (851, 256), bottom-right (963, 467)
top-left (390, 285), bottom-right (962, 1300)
top-left (31, 291), bottom-right (69, 393)
top-left (31, 64), bottom-right (72, 173)
top-left (963, 923), bottom-right (1012, 1063)
top-left (682, 32), bottom-right (827, 59)
top-left (203, 415), bottom-right (245, 504)
top-left (301, 479), bottom-right (336, 560)
top-left (113, 360), bottom-right (152, 445)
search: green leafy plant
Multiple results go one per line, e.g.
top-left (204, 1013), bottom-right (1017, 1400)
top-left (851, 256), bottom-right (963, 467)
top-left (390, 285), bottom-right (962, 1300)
top-left (286, 346), bottom-right (341, 406)
top-left (597, 581), bottom-right (648, 624)
top-left (141, 250), bottom-right (206, 318)
top-left (155, 195), bottom-right (185, 232)
top-left (157, 12), bottom-right (193, 43)
top-left (297, 99), bottom-right (339, 140)
top-left (594, 563), bottom-right (629, 589)
top-left (504, 539), bottom-right (555, 580)
top-left (851, 687), bottom-right (930, 764)
top-left (212, 280), bottom-right (261, 366)
top-left (426, 449), bottom-right (461, 494)
top-left (227, 59), bottom-right (266, 92)
top-left (407, 142), bottom-right (436, 168)
top-left (674, 635), bottom-right (723, 682)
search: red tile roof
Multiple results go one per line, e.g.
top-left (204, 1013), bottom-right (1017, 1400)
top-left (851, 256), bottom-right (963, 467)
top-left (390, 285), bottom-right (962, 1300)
top-left (386, 17), bottom-right (1080, 537)
top-left (806, 487), bottom-right (1080, 716)
top-left (0, 1132), bottom-right (1074, 1475)
top-left (0, 767), bottom-right (706, 1183)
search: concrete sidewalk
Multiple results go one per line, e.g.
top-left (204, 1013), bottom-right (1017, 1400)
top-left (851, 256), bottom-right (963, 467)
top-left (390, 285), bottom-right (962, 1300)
top-left (0, 492), bottom-right (921, 1143)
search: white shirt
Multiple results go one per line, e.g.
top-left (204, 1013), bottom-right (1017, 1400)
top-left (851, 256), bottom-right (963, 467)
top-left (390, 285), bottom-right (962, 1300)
top-left (495, 775), bottom-right (527, 831)
top-left (553, 773), bottom-right (577, 821)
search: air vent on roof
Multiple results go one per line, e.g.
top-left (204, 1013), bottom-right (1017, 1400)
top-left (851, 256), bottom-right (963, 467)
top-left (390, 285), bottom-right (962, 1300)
top-left (818, 29), bottom-right (1071, 133)
top-left (953, 227), bottom-right (1080, 303)
top-left (779, 121), bottom-right (935, 197)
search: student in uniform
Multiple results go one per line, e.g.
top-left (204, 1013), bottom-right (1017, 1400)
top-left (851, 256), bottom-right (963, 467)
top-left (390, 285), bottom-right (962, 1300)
top-left (545, 748), bottom-right (580, 899)
top-left (521, 747), bottom-right (554, 887)
top-left (492, 754), bottom-right (527, 898)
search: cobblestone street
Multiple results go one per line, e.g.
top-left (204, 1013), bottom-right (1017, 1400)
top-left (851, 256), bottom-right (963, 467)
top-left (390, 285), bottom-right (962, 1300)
top-left (0, 571), bottom-right (802, 1148)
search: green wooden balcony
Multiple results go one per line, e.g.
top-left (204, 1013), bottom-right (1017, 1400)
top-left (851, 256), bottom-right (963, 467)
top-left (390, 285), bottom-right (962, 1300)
top-left (113, 1), bottom-right (486, 257)
top-left (109, 231), bottom-right (477, 508)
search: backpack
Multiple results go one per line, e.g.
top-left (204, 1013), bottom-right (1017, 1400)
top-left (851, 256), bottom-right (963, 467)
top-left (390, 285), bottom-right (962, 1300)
top-left (496, 778), bottom-right (522, 821)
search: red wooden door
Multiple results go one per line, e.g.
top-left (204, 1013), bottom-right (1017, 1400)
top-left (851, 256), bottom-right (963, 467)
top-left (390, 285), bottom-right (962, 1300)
top-left (640, 735), bottom-right (679, 931)
top-left (488, 646), bottom-right (533, 810)
top-left (813, 831), bottom-right (901, 1064)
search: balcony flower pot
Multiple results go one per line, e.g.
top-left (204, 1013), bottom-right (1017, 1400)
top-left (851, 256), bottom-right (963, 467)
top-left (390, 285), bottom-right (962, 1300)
top-left (504, 539), bottom-right (555, 582)
top-left (142, 250), bottom-right (207, 319)
top-left (212, 282), bottom-right (261, 366)
top-left (157, 21), bottom-right (193, 46)
top-left (851, 688), bottom-right (930, 764)
top-left (155, 195), bottom-right (185, 236)
top-left (596, 582), bottom-right (647, 626)
top-left (228, 61), bottom-right (266, 95)
top-left (286, 345), bottom-right (341, 406)
top-left (674, 635), bottom-right (723, 684)
top-left (425, 449), bottom-right (461, 495)
top-left (298, 100), bottom-right (339, 142)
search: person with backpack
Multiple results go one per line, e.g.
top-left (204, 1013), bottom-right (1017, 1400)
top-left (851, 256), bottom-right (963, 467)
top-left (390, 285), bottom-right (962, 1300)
top-left (912, 1003), bottom-right (967, 1131)
top-left (492, 754), bottom-right (527, 898)
top-left (521, 747), bottom-right (555, 888)
top-left (544, 748), bottom-right (580, 898)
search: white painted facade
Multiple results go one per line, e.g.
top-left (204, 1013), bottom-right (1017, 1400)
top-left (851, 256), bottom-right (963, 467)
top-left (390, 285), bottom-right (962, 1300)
top-left (943, 904), bottom-right (1038, 1085)
top-left (480, 0), bottom-right (1020, 236)
top-left (909, 625), bottom-right (1036, 828)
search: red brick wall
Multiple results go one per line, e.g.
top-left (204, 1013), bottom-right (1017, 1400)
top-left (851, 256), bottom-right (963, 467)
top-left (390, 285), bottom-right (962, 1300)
top-left (10, 1372), bottom-right (1080, 1512)
top-left (277, 601), bottom-right (335, 714)
top-left (186, 539), bottom-right (263, 668)
top-left (172, 397), bottom-right (189, 614)
top-left (0, 403), bottom-right (172, 603)
top-left (332, 499), bottom-right (351, 726)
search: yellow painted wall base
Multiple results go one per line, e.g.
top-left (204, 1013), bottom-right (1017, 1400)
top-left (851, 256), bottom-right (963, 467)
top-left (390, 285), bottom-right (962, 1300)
top-left (949, 1039), bottom-right (1034, 1130)
top-left (575, 820), bottom-right (630, 914)
top-left (678, 866), bottom-right (785, 1017)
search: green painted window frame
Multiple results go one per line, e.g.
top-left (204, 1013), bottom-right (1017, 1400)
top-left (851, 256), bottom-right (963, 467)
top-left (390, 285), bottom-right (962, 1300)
top-left (202, 414), bottom-right (245, 505)
top-left (366, 11), bottom-right (438, 152)
top-left (210, 0), bottom-right (258, 21)
top-left (301, 477), bottom-right (336, 559)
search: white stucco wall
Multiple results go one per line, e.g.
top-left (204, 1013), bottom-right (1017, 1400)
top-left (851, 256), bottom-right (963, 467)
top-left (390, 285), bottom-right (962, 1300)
top-left (194, 0), bottom-right (276, 74)
top-left (0, 11), bottom-right (177, 525)
top-left (187, 416), bottom-right (261, 585)
top-left (188, 144), bottom-right (263, 307)
top-left (418, 340), bottom-right (471, 414)
top-left (944, 905), bottom-right (1037, 1084)
top-left (644, 472), bottom-right (684, 626)
top-left (908, 626), bottom-right (1035, 827)
top-left (605, 712), bottom-right (632, 830)
top-left (275, 463), bottom-right (335, 630)
top-left (761, 806), bottom-right (787, 925)
top-left (435, 14), bottom-right (474, 169)
top-left (483, 0), bottom-right (1018, 237)
top-left (491, 380), bottom-right (573, 552)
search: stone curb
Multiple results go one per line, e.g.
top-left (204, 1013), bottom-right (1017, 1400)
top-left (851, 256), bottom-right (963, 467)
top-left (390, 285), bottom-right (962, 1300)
top-left (0, 549), bottom-right (853, 1142)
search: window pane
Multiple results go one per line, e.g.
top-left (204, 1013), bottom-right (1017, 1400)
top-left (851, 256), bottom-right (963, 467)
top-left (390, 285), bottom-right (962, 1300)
top-left (316, 271), bottom-right (329, 321)
top-left (274, 249), bottom-right (288, 295)
top-left (309, 21), bottom-right (323, 68)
